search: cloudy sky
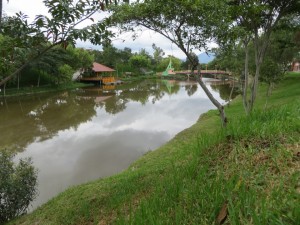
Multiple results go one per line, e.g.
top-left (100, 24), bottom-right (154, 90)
top-left (2, 0), bottom-right (211, 59)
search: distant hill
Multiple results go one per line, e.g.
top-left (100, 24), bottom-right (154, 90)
top-left (198, 52), bottom-right (215, 64)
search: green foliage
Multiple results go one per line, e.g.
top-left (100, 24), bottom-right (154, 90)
top-left (0, 150), bottom-right (38, 224)
top-left (260, 57), bottom-right (283, 85)
top-left (184, 52), bottom-right (199, 70)
top-left (91, 45), bottom-right (134, 73)
top-left (266, 25), bottom-right (300, 72)
top-left (0, 0), bottom-right (125, 87)
top-left (58, 64), bottom-right (74, 83)
top-left (157, 56), bottom-right (182, 72)
top-left (129, 54), bottom-right (151, 71)
top-left (111, 0), bottom-right (228, 54)
top-left (209, 45), bottom-right (249, 76)
top-left (66, 46), bottom-right (94, 71)
top-left (152, 43), bottom-right (165, 66)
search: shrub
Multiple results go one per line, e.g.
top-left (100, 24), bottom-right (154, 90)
top-left (0, 150), bottom-right (38, 224)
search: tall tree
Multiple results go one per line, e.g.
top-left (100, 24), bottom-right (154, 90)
top-left (152, 43), bottom-right (165, 67)
top-left (227, 0), bottom-right (300, 113)
top-left (111, 0), bottom-right (230, 127)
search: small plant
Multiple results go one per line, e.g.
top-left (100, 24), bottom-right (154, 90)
top-left (0, 150), bottom-right (38, 224)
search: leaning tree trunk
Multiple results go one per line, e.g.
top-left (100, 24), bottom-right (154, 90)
top-left (196, 65), bottom-right (227, 128)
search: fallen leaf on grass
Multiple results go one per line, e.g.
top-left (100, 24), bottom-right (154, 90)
top-left (216, 201), bottom-right (228, 225)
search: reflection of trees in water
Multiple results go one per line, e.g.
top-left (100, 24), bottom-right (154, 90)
top-left (36, 93), bottom-right (96, 138)
top-left (1, 80), bottom-right (235, 152)
top-left (98, 80), bottom-right (180, 115)
top-left (210, 83), bottom-right (239, 101)
top-left (185, 84), bottom-right (198, 96)
top-left (0, 92), bottom-right (96, 152)
top-left (97, 80), bottom-right (227, 115)
top-left (161, 80), bottom-right (180, 95)
top-left (104, 98), bottom-right (128, 114)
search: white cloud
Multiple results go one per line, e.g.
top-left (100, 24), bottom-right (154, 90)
top-left (111, 29), bottom-right (192, 59)
top-left (3, 0), bottom-right (49, 19)
top-left (3, 0), bottom-right (212, 59)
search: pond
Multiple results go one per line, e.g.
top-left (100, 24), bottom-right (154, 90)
top-left (0, 79), bottom-right (238, 210)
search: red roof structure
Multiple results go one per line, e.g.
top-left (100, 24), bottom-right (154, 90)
top-left (92, 62), bottom-right (115, 72)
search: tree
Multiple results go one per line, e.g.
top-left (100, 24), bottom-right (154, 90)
top-left (227, 0), bottom-right (300, 113)
top-left (67, 46), bottom-right (94, 70)
top-left (129, 54), bottom-right (151, 72)
top-left (0, 150), bottom-right (38, 224)
top-left (111, 0), bottom-right (230, 127)
top-left (96, 44), bottom-right (120, 67)
top-left (183, 52), bottom-right (199, 71)
top-left (265, 18), bottom-right (300, 73)
top-left (58, 64), bottom-right (74, 84)
top-left (0, 0), bottom-right (128, 87)
top-left (152, 43), bottom-right (165, 67)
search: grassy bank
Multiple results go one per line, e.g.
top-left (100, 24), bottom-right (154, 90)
top-left (1, 82), bottom-right (92, 98)
top-left (9, 73), bottom-right (300, 225)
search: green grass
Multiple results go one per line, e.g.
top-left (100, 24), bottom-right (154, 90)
top-left (8, 72), bottom-right (300, 225)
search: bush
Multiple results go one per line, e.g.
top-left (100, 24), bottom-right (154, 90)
top-left (0, 150), bottom-right (38, 224)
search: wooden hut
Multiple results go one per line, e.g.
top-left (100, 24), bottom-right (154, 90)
top-left (80, 62), bottom-right (116, 85)
top-left (92, 62), bottom-right (116, 84)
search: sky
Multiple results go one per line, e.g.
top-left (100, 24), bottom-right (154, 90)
top-left (2, 0), bottom-right (212, 60)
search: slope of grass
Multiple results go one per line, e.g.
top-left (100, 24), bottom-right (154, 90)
top-left (8, 73), bottom-right (300, 225)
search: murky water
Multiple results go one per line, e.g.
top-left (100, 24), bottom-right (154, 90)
top-left (0, 79), bottom-right (237, 210)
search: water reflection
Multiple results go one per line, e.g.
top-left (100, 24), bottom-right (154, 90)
top-left (1, 79), bottom-right (236, 210)
top-left (0, 93), bottom-right (96, 152)
top-left (206, 79), bottom-right (240, 102)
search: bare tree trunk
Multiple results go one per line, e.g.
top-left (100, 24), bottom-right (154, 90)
top-left (196, 65), bottom-right (227, 127)
top-left (242, 39), bottom-right (250, 114)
